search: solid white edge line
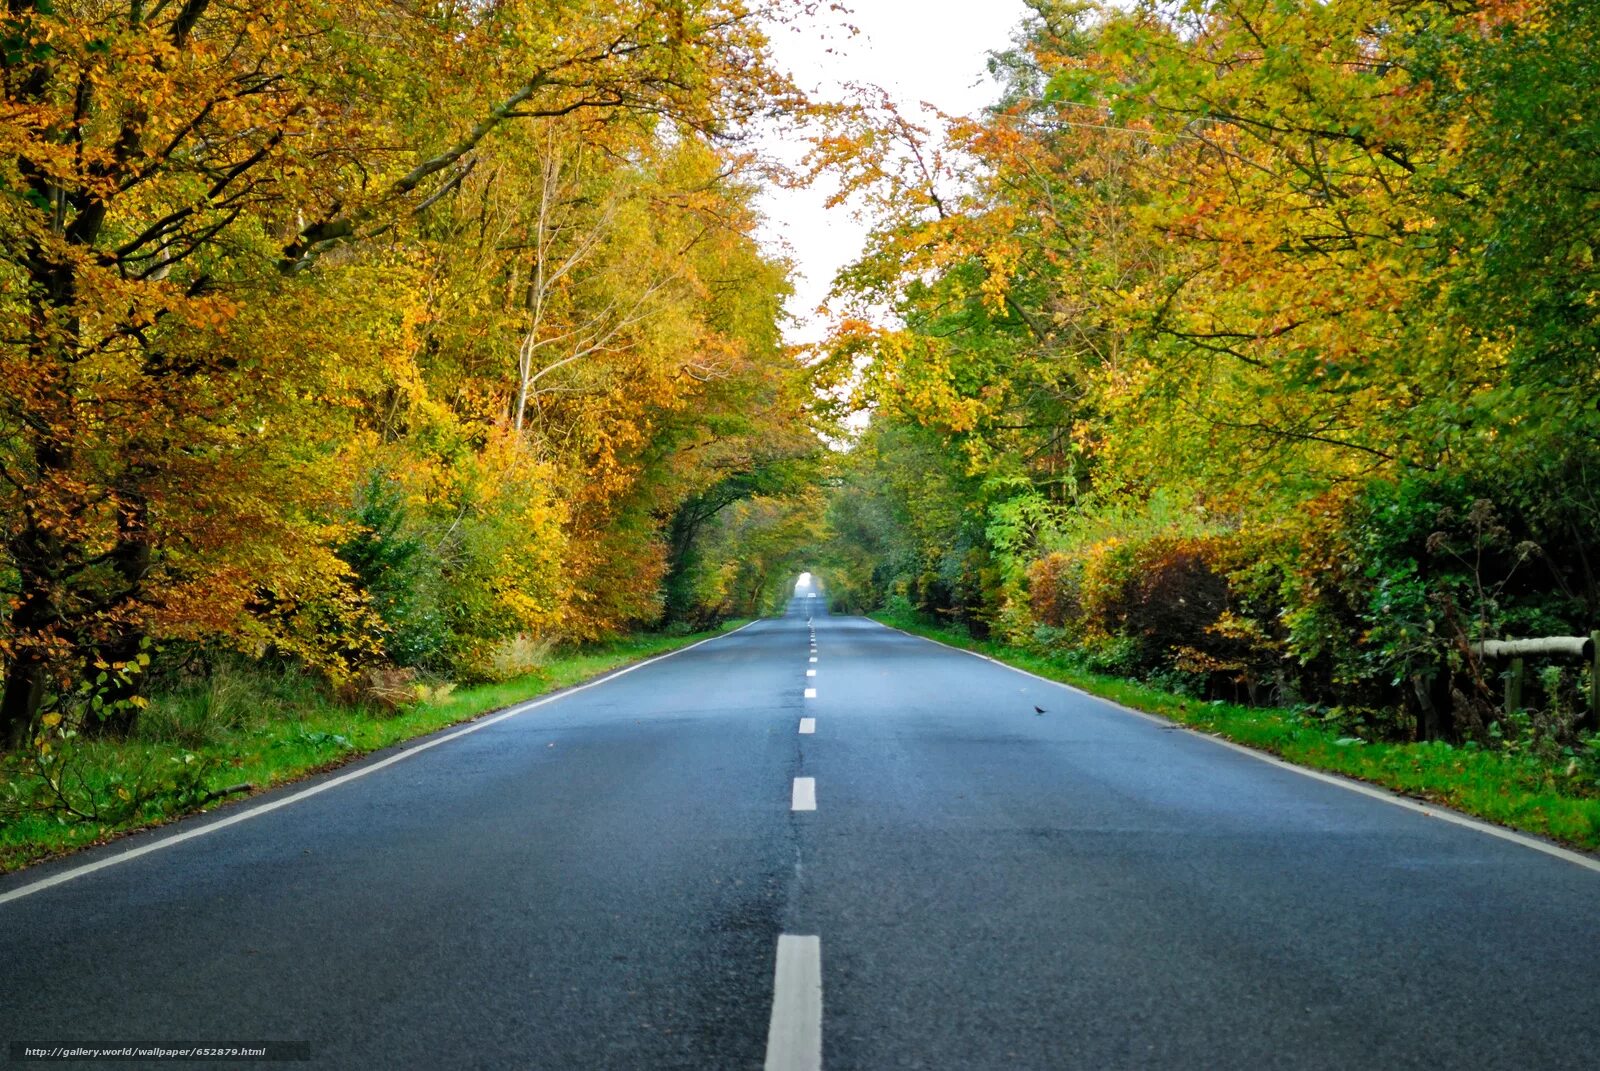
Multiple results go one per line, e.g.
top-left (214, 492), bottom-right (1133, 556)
top-left (791, 777), bottom-right (816, 811)
top-left (876, 620), bottom-right (1600, 876)
top-left (798, 718), bottom-right (816, 735)
top-left (0, 620), bottom-right (762, 907)
top-left (764, 934), bottom-right (823, 1071)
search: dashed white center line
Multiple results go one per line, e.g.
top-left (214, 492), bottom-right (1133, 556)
top-left (809, 656), bottom-right (817, 663)
top-left (806, 669), bottom-right (816, 677)
top-left (804, 687), bottom-right (816, 699)
top-left (798, 717), bottom-right (815, 735)
top-left (764, 934), bottom-right (823, 1071)
top-left (791, 777), bottom-right (816, 811)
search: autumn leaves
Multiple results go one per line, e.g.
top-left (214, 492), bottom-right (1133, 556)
top-left (818, 1), bottom-right (1600, 739)
top-left (0, 1), bottom-right (818, 745)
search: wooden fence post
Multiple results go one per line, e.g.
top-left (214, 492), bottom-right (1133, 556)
top-left (1505, 656), bottom-right (1524, 718)
top-left (1590, 630), bottom-right (1600, 729)
top-left (1469, 635), bottom-right (1595, 726)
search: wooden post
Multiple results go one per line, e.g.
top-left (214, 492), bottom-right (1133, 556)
top-left (1590, 630), bottom-right (1600, 729)
top-left (1505, 656), bottom-right (1524, 718)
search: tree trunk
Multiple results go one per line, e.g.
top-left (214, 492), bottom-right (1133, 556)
top-left (1, 503), bottom-right (66, 750)
top-left (0, 654), bottom-right (46, 751)
top-left (1410, 670), bottom-right (1450, 742)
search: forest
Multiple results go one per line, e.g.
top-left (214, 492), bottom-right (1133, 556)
top-left (4, 0), bottom-right (1599, 850)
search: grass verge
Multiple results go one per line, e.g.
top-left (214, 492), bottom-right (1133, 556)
top-left (874, 612), bottom-right (1600, 852)
top-left (0, 621), bottom-right (749, 874)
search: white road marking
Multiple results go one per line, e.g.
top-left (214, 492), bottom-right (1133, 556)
top-left (799, 718), bottom-right (816, 735)
top-left (764, 934), bottom-right (822, 1071)
top-left (806, 669), bottom-right (816, 677)
top-left (877, 621), bottom-right (1600, 876)
top-left (792, 777), bottom-right (816, 811)
top-left (804, 688), bottom-right (816, 699)
top-left (0, 622), bottom-right (763, 907)
top-left (809, 657), bottom-right (817, 663)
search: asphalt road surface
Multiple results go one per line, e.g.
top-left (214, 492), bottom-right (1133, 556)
top-left (4, 575), bottom-right (1599, 1069)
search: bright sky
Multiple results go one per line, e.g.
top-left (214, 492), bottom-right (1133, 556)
top-left (754, 0), bottom-right (1031, 346)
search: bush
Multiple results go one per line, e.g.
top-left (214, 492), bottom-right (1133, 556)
top-left (337, 666), bottom-right (420, 713)
top-left (1026, 552), bottom-right (1081, 629)
top-left (472, 633), bottom-right (555, 684)
top-left (1246, 467), bottom-right (1598, 743)
top-left (1072, 534), bottom-right (1236, 672)
top-left (1022, 530), bottom-right (1286, 700)
top-left (1118, 536), bottom-right (1232, 668)
top-left (882, 592), bottom-right (917, 620)
top-left (134, 661), bottom-right (262, 747)
top-left (339, 471), bottom-right (451, 670)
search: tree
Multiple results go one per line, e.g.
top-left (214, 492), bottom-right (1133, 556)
top-left (0, 0), bottom-right (806, 742)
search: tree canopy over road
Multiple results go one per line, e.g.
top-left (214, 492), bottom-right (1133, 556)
top-left (3, 0), bottom-right (1599, 847)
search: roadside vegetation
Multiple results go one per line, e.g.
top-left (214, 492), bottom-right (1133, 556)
top-left (820, 0), bottom-right (1600, 848)
top-left (0, 622), bottom-right (747, 873)
top-left (5, 0), bottom-right (1595, 869)
top-left (0, 1), bottom-right (826, 864)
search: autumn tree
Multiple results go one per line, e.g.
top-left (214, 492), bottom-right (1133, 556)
top-left (821, 0), bottom-right (1600, 735)
top-left (0, 0), bottom-right (808, 743)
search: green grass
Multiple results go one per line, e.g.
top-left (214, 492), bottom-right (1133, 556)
top-left (874, 612), bottom-right (1600, 852)
top-left (0, 621), bottom-right (749, 874)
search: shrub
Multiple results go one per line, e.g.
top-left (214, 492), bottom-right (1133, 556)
top-left (470, 632), bottom-right (555, 684)
top-left (339, 470), bottom-right (451, 670)
top-left (882, 592), bottom-right (916, 620)
top-left (341, 666), bottom-right (420, 713)
top-left (1026, 552), bottom-right (1081, 629)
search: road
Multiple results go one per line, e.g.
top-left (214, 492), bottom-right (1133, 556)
top-left (3, 576), bottom-right (1599, 1069)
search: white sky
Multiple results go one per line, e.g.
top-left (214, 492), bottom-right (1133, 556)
top-left (753, 0), bottom-right (1031, 346)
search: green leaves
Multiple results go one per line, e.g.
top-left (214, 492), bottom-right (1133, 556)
top-left (820, 0), bottom-right (1600, 749)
